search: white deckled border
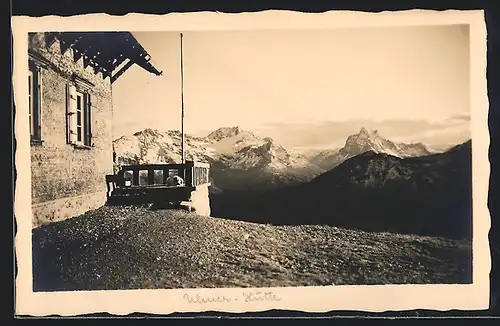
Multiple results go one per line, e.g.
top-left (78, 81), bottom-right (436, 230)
top-left (13, 9), bottom-right (490, 316)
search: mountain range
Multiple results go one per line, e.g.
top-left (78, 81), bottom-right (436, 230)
top-left (113, 126), bottom-right (433, 192)
top-left (113, 127), bottom-right (325, 192)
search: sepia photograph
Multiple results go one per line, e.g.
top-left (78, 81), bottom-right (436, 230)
top-left (13, 9), bottom-right (490, 315)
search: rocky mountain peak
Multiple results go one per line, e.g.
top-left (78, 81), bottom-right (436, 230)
top-left (206, 126), bottom-right (242, 141)
top-left (358, 127), bottom-right (370, 136)
top-left (355, 127), bottom-right (379, 139)
top-left (133, 128), bottom-right (162, 138)
top-left (345, 127), bottom-right (380, 148)
top-left (311, 128), bottom-right (433, 171)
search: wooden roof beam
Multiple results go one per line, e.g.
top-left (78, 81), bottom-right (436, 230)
top-left (111, 59), bottom-right (134, 84)
top-left (52, 32), bottom-right (163, 81)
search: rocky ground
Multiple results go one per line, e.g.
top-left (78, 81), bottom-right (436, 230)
top-left (32, 205), bottom-right (472, 291)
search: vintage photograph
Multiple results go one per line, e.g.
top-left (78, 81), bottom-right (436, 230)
top-left (27, 26), bottom-right (475, 293)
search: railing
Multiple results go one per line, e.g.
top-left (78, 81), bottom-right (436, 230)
top-left (112, 160), bottom-right (210, 189)
top-left (191, 161), bottom-right (210, 187)
top-left (105, 160), bottom-right (211, 207)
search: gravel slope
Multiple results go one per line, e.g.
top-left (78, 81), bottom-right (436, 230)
top-left (32, 205), bottom-right (472, 291)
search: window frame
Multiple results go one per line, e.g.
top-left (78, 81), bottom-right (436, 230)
top-left (74, 89), bottom-right (89, 146)
top-left (67, 74), bottom-right (95, 149)
top-left (28, 61), bottom-right (43, 145)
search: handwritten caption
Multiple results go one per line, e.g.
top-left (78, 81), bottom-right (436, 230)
top-left (183, 291), bottom-right (282, 304)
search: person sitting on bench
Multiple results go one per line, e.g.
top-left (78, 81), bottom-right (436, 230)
top-left (165, 175), bottom-right (185, 187)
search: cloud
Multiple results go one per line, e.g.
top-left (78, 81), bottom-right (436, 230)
top-left (446, 113), bottom-right (471, 122)
top-left (252, 116), bottom-right (470, 150)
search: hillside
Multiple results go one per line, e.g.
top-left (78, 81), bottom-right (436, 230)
top-left (310, 128), bottom-right (431, 171)
top-left (32, 205), bottom-right (472, 291)
top-left (113, 127), bottom-right (324, 192)
top-left (211, 140), bottom-right (472, 240)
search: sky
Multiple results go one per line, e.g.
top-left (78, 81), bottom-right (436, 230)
top-left (111, 25), bottom-right (470, 147)
top-left (253, 115), bottom-right (471, 150)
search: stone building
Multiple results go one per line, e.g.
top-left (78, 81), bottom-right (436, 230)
top-left (28, 32), bottom-right (162, 228)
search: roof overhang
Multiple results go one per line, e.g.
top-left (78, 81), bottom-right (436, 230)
top-left (46, 32), bottom-right (163, 83)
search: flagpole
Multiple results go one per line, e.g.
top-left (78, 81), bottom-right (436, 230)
top-left (180, 32), bottom-right (185, 165)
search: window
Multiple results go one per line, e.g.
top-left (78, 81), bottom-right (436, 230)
top-left (153, 170), bottom-right (164, 185)
top-left (28, 64), bottom-right (42, 143)
top-left (66, 77), bottom-right (93, 148)
top-left (75, 90), bottom-right (85, 143)
top-left (139, 170), bottom-right (151, 186)
top-left (123, 171), bottom-right (133, 187)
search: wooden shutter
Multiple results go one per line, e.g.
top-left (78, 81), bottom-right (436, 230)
top-left (83, 91), bottom-right (89, 145)
top-left (66, 84), bottom-right (78, 144)
top-left (87, 92), bottom-right (95, 146)
top-left (36, 67), bottom-right (42, 140)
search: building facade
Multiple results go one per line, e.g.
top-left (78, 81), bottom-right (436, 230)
top-left (28, 32), bottom-right (161, 228)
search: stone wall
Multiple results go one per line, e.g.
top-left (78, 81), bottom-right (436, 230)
top-left (188, 183), bottom-right (212, 217)
top-left (29, 32), bottom-right (114, 228)
top-left (32, 191), bottom-right (108, 228)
